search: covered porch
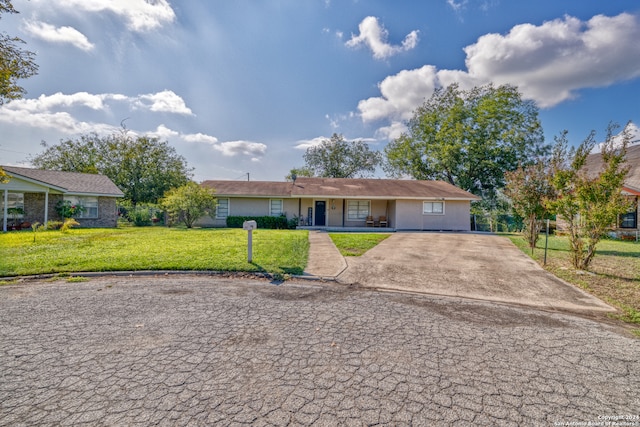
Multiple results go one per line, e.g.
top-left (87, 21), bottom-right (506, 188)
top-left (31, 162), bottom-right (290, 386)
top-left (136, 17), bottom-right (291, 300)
top-left (1, 181), bottom-right (60, 232)
top-left (294, 197), bottom-right (395, 229)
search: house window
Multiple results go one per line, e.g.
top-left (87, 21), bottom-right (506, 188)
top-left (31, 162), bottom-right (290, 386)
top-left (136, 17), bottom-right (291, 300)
top-left (216, 198), bottom-right (229, 219)
top-left (270, 199), bottom-right (283, 216)
top-left (1, 192), bottom-right (25, 220)
top-left (63, 196), bottom-right (98, 218)
top-left (620, 210), bottom-right (637, 229)
top-left (347, 200), bottom-right (370, 220)
top-left (423, 201), bottom-right (444, 215)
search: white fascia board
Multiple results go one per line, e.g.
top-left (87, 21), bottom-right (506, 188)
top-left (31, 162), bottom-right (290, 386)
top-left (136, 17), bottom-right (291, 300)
top-left (1, 174), bottom-right (66, 193)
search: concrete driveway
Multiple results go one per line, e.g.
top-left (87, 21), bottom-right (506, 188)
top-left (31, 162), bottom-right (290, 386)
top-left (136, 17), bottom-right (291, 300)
top-left (337, 232), bottom-right (614, 313)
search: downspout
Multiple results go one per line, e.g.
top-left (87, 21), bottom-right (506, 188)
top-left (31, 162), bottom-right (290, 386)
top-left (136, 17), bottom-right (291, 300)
top-left (342, 199), bottom-right (345, 227)
top-left (44, 190), bottom-right (49, 228)
top-left (3, 189), bottom-right (7, 232)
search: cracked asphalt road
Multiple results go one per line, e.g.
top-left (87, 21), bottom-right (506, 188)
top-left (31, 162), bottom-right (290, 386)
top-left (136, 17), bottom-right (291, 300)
top-left (1, 275), bottom-right (639, 426)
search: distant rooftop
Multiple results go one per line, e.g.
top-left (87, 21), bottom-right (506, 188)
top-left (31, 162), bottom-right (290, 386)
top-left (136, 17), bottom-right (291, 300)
top-left (2, 166), bottom-right (124, 196)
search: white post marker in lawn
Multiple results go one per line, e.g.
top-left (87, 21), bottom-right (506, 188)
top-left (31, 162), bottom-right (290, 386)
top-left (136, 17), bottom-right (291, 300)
top-left (242, 220), bottom-right (258, 262)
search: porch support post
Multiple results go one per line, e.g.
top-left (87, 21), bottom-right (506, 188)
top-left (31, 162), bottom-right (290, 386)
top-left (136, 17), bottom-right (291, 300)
top-left (2, 189), bottom-right (7, 232)
top-left (44, 190), bottom-right (49, 227)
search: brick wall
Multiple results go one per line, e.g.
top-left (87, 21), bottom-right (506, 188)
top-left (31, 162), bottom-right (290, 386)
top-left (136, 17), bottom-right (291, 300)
top-left (75, 197), bottom-right (118, 228)
top-left (22, 193), bottom-right (118, 228)
top-left (23, 193), bottom-right (64, 224)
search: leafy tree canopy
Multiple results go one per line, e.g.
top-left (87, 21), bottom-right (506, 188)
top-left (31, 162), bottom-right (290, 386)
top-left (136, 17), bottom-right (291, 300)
top-left (384, 84), bottom-right (547, 203)
top-left (161, 182), bottom-right (216, 228)
top-left (301, 133), bottom-right (382, 178)
top-left (504, 159), bottom-right (555, 251)
top-left (30, 131), bottom-right (193, 205)
top-left (285, 167), bottom-right (314, 181)
top-left (546, 123), bottom-right (632, 270)
top-left (0, 0), bottom-right (38, 105)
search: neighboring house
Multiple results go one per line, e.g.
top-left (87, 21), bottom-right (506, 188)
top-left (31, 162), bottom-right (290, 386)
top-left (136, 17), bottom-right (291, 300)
top-left (1, 166), bottom-right (124, 231)
top-left (583, 144), bottom-right (640, 237)
top-left (200, 177), bottom-right (480, 231)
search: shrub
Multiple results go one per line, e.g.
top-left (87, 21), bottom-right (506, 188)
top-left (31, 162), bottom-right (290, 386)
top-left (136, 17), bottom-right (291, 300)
top-left (46, 220), bottom-right (63, 230)
top-left (128, 205), bottom-right (153, 226)
top-left (56, 200), bottom-right (85, 218)
top-left (60, 218), bottom-right (80, 233)
top-left (160, 182), bottom-right (216, 228)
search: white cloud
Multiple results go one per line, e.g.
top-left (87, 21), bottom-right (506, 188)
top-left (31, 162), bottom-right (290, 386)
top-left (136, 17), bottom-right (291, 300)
top-left (23, 21), bottom-right (94, 51)
top-left (446, 0), bottom-right (468, 12)
top-left (0, 107), bottom-right (117, 134)
top-left (136, 90), bottom-right (193, 115)
top-left (183, 133), bottom-right (219, 145)
top-left (51, 0), bottom-right (176, 32)
top-left (295, 136), bottom-right (326, 150)
top-left (149, 124), bottom-right (179, 139)
top-left (0, 90), bottom-right (193, 135)
top-left (213, 141), bottom-right (267, 158)
top-left (464, 13), bottom-right (640, 107)
top-left (358, 65), bottom-right (441, 122)
top-left (593, 122), bottom-right (640, 152)
top-left (357, 13), bottom-right (640, 134)
top-left (294, 135), bottom-right (377, 150)
top-left (182, 133), bottom-right (266, 159)
top-left (375, 121), bottom-right (408, 141)
top-left (345, 16), bottom-right (419, 60)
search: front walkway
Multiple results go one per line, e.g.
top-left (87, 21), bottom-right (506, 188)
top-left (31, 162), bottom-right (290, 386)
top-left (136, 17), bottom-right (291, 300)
top-left (302, 231), bottom-right (347, 279)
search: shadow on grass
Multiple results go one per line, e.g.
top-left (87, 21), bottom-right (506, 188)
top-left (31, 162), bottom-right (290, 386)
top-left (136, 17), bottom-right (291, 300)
top-left (596, 249), bottom-right (640, 258)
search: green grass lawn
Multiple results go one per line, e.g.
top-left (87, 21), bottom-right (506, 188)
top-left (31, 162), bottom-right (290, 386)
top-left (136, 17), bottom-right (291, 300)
top-left (507, 233), bottom-right (640, 327)
top-left (0, 227), bottom-right (309, 277)
top-left (329, 233), bottom-right (391, 256)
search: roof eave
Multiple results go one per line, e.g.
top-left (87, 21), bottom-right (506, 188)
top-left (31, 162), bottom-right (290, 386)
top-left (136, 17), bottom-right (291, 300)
top-left (5, 172), bottom-right (68, 192)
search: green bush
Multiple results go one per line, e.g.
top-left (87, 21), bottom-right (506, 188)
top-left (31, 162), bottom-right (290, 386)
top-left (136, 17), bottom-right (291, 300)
top-left (128, 205), bottom-right (153, 226)
top-left (226, 215), bottom-right (292, 229)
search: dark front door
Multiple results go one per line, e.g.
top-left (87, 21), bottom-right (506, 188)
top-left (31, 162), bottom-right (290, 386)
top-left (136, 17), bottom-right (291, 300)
top-left (314, 201), bottom-right (326, 226)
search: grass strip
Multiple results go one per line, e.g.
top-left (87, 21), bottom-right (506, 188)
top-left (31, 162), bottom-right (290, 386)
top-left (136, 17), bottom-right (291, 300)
top-left (329, 233), bottom-right (391, 257)
top-left (1, 227), bottom-right (309, 277)
top-left (507, 233), bottom-right (640, 330)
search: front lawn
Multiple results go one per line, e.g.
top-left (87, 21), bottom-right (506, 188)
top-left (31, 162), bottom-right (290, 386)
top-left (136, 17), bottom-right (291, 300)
top-left (508, 234), bottom-right (640, 327)
top-left (329, 233), bottom-right (391, 256)
top-left (0, 227), bottom-right (309, 277)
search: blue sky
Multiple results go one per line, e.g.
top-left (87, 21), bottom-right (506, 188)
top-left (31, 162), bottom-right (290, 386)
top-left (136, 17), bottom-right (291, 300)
top-left (1, 0), bottom-right (639, 182)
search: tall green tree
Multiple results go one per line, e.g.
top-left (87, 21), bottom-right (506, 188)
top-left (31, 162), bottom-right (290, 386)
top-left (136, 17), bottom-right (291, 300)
top-left (384, 84), bottom-right (547, 203)
top-left (547, 123), bottom-right (632, 270)
top-left (302, 133), bottom-right (382, 178)
top-left (504, 159), bottom-right (555, 252)
top-left (161, 182), bottom-right (216, 228)
top-left (0, 0), bottom-right (38, 105)
top-left (30, 131), bottom-right (192, 205)
top-left (1, 0), bottom-right (38, 180)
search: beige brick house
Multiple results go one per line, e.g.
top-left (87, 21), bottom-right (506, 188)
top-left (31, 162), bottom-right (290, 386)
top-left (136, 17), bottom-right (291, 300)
top-left (200, 177), bottom-right (480, 231)
top-left (1, 166), bottom-right (124, 231)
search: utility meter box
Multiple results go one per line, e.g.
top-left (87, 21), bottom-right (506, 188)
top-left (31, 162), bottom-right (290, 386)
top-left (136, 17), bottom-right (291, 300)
top-left (242, 220), bottom-right (257, 231)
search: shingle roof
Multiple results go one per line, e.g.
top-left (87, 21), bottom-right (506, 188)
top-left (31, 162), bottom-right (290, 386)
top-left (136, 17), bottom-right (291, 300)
top-left (202, 177), bottom-right (480, 200)
top-left (584, 144), bottom-right (640, 193)
top-left (201, 180), bottom-right (292, 197)
top-left (3, 166), bottom-right (124, 196)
